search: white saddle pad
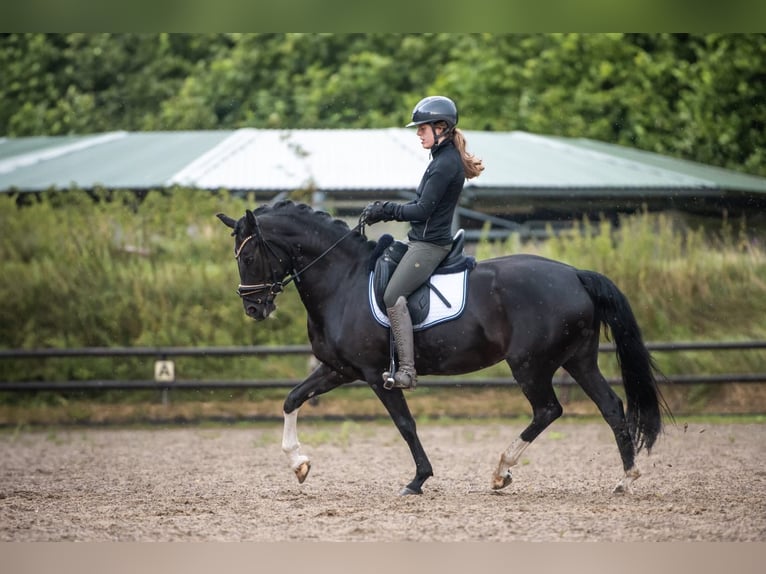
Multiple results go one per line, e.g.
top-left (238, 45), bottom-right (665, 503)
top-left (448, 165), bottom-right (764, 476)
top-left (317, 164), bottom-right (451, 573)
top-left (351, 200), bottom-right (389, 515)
top-left (368, 270), bottom-right (469, 331)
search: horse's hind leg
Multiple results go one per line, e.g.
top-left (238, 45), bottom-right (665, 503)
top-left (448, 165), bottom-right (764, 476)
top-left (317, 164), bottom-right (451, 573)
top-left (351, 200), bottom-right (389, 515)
top-left (563, 355), bottom-right (639, 494)
top-left (492, 361), bottom-right (562, 490)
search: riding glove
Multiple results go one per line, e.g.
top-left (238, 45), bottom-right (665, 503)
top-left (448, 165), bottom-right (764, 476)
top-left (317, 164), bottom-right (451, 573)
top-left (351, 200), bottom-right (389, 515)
top-left (362, 201), bottom-right (398, 224)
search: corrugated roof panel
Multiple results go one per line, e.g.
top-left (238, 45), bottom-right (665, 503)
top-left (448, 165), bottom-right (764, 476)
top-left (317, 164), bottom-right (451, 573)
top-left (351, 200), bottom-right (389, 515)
top-left (289, 129), bottom-right (428, 190)
top-left (467, 132), bottom-right (716, 189)
top-left (0, 132), bottom-right (128, 175)
top-left (0, 131), bottom-right (232, 191)
top-left (169, 129), bottom-right (429, 191)
top-left (169, 129), bottom-right (308, 190)
top-left (0, 134), bottom-right (101, 162)
top-left (559, 136), bottom-right (766, 193)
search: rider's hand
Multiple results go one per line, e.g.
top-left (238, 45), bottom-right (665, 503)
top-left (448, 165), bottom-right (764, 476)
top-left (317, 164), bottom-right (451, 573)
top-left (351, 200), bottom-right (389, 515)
top-left (362, 201), bottom-right (393, 225)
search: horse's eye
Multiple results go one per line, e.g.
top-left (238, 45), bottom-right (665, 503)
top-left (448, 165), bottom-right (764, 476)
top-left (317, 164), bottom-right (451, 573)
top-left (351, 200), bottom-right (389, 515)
top-left (244, 256), bottom-right (254, 266)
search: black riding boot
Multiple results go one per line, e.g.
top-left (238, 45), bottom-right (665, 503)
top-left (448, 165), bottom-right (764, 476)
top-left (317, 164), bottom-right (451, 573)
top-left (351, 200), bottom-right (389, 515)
top-left (383, 296), bottom-right (417, 390)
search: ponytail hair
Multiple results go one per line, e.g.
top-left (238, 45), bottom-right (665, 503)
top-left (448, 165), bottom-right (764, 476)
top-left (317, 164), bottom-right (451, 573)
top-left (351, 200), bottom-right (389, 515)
top-left (453, 128), bottom-right (484, 180)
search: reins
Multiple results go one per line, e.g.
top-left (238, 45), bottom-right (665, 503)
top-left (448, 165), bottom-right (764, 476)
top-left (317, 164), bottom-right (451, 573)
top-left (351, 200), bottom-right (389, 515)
top-left (234, 215), bottom-right (364, 299)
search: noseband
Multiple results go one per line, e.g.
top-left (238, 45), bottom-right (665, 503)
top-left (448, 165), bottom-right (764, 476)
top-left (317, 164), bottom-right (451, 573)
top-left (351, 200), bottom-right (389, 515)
top-left (233, 216), bottom-right (363, 301)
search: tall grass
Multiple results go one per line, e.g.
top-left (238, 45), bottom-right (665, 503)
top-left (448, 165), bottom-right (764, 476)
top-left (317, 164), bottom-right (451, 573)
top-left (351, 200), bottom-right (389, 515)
top-left (476, 210), bottom-right (766, 377)
top-left (0, 189), bottom-right (308, 383)
top-left (1, 191), bottom-right (765, 387)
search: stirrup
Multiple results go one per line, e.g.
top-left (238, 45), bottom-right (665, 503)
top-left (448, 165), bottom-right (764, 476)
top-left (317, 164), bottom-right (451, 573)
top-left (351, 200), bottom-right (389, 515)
top-left (382, 370), bottom-right (416, 390)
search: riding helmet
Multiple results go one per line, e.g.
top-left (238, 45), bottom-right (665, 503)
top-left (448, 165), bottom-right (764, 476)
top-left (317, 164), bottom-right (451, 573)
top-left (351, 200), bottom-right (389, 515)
top-left (406, 96), bottom-right (458, 129)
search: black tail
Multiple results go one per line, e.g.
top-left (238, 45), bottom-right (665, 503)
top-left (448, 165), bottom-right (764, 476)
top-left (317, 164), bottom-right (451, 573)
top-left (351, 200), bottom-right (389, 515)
top-left (577, 270), bottom-right (671, 452)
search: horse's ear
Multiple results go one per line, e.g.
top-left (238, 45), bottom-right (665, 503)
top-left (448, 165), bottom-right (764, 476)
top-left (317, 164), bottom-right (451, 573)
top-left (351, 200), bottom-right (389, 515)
top-left (245, 210), bottom-right (258, 234)
top-left (217, 213), bottom-right (237, 230)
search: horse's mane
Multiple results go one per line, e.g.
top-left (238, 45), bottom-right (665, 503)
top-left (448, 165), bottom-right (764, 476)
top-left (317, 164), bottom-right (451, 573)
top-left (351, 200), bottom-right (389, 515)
top-left (251, 200), bottom-right (373, 248)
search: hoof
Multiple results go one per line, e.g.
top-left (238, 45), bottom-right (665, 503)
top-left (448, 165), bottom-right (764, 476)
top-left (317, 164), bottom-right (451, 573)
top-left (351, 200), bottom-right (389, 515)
top-left (613, 467), bottom-right (640, 494)
top-left (294, 461), bottom-right (311, 484)
top-left (399, 485), bottom-right (422, 496)
top-left (491, 471), bottom-right (512, 490)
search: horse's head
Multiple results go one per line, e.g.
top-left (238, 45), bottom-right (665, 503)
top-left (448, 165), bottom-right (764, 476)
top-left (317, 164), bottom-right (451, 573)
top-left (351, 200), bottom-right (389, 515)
top-left (217, 209), bottom-right (290, 321)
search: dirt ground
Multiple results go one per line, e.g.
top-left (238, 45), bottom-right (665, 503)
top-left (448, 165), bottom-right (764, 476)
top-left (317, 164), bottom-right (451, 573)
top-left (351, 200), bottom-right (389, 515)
top-left (1, 418), bottom-right (764, 542)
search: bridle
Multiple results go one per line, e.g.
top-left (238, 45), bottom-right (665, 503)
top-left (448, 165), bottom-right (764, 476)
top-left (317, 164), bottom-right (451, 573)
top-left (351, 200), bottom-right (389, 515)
top-left (234, 214), bottom-right (364, 302)
top-left (233, 229), bottom-right (292, 301)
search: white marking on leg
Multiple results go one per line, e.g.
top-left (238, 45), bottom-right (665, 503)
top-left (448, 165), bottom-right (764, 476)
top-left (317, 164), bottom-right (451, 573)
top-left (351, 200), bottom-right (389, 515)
top-left (282, 410), bottom-right (311, 482)
top-left (613, 465), bottom-right (641, 494)
top-left (492, 437), bottom-right (530, 490)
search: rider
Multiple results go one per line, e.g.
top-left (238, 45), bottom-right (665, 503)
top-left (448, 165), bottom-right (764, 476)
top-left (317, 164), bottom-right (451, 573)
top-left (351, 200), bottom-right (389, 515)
top-left (362, 95), bottom-right (484, 390)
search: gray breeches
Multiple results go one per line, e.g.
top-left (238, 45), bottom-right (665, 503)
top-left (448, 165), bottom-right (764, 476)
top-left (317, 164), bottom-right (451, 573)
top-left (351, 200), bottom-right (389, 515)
top-left (383, 240), bottom-right (451, 308)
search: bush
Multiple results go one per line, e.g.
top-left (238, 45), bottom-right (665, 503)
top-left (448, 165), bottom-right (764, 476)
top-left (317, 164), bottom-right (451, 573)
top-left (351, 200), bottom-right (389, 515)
top-left (0, 188), bottom-right (308, 383)
top-left (476, 209), bottom-right (766, 377)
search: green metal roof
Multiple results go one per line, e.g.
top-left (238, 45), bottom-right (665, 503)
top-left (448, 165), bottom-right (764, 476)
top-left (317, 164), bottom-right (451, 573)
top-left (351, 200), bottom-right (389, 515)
top-left (554, 136), bottom-right (766, 193)
top-left (1, 129), bottom-right (764, 198)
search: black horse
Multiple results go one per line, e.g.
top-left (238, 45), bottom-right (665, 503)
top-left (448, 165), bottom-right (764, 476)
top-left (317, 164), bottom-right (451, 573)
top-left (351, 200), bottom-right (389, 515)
top-left (217, 200), bottom-right (669, 495)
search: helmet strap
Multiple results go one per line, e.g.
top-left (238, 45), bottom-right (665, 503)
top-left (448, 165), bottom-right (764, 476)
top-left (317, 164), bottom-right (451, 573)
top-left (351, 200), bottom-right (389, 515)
top-left (428, 123), bottom-right (454, 150)
top-left (428, 124), bottom-right (439, 149)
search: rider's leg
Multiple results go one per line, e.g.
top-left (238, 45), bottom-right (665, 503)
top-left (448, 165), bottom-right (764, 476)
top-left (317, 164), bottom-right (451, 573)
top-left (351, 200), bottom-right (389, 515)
top-left (384, 296), bottom-right (417, 388)
top-left (383, 241), bottom-right (450, 389)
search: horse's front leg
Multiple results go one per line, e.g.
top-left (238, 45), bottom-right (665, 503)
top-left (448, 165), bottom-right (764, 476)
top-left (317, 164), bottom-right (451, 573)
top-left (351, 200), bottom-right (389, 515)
top-left (281, 409), bottom-right (312, 484)
top-left (369, 380), bottom-right (433, 495)
top-left (282, 362), bottom-right (353, 484)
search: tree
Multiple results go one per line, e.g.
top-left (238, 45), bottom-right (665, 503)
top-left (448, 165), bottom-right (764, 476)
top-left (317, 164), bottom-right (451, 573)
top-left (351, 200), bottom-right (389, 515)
top-left (1, 33), bottom-right (764, 176)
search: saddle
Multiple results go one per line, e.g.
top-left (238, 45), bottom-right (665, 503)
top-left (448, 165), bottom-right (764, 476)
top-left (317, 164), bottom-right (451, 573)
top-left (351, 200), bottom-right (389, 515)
top-left (368, 230), bottom-right (476, 325)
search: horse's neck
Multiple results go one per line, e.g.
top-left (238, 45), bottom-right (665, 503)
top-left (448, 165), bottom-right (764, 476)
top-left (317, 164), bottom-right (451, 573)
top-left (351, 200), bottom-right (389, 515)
top-left (292, 238), bottom-right (368, 317)
top-left (262, 207), bottom-right (370, 313)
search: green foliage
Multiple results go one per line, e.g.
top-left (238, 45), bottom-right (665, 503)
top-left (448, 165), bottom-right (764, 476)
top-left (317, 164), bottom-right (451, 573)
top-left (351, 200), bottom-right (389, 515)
top-left (478, 210), bottom-right (766, 377)
top-left (0, 189), bottom-right (309, 383)
top-left (1, 193), bottom-right (765, 389)
top-left (1, 33), bottom-right (764, 176)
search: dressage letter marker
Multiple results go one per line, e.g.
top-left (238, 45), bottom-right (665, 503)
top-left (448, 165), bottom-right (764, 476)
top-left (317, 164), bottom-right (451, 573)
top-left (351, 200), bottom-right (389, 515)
top-left (154, 360), bottom-right (175, 383)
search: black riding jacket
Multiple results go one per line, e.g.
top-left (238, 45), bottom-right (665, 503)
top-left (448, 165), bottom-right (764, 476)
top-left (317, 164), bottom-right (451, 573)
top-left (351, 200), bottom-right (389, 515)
top-left (388, 139), bottom-right (465, 245)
